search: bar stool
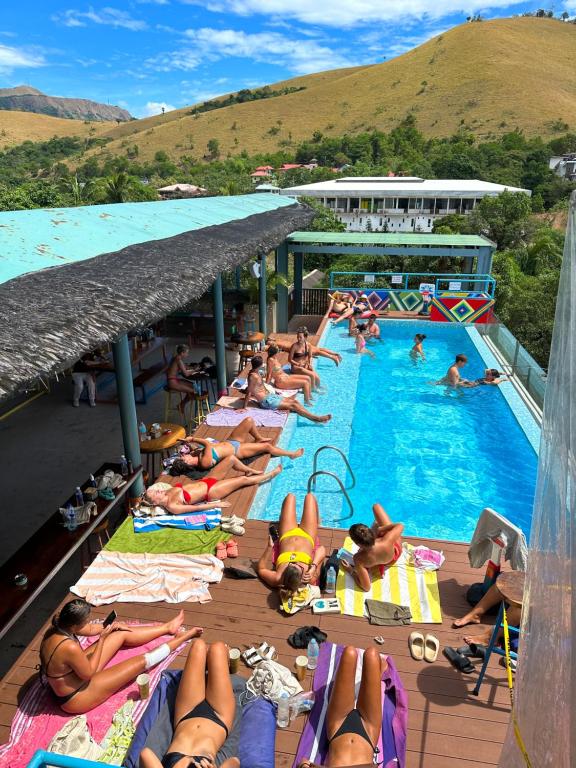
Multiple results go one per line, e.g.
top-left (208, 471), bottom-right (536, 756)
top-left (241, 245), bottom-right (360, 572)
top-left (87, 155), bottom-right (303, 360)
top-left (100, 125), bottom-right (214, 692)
top-left (472, 571), bottom-right (524, 696)
top-left (237, 349), bottom-right (254, 375)
top-left (80, 519), bottom-right (111, 569)
top-left (191, 392), bottom-right (211, 427)
top-left (163, 387), bottom-right (190, 428)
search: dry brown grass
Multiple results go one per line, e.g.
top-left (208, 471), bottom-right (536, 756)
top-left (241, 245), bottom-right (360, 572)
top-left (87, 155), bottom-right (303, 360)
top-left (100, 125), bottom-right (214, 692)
top-left (0, 110), bottom-right (112, 147)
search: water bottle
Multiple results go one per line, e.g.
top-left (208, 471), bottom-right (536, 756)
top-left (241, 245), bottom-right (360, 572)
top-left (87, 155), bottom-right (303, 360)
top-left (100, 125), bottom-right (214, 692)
top-left (307, 638), bottom-right (319, 671)
top-left (127, 458), bottom-right (134, 475)
top-left (74, 486), bottom-right (84, 507)
top-left (120, 455), bottom-right (129, 477)
top-left (138, 421), bottom-right (147, 442)
top-left (325, 565), bottom-right (337, 595)
top-left (88, 474), bottom-right (97, 488)
top-left (276, 691), bottom-right (290, 728)
top-left (65, 503), bottom-right (78, 531)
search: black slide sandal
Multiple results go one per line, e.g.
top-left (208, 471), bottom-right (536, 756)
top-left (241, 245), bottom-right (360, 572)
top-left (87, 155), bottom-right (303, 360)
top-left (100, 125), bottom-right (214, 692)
top-left (443, 646), bottom-right (475, 673)
top-left (457, 643), bottom-right (487, 660)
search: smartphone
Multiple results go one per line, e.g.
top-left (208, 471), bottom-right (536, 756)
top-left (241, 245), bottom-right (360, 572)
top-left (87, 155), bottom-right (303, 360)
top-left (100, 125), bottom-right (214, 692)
top-left (103, 609), bottom-right (117, 628)
top-left (269, 523), bottom-right (279, 543)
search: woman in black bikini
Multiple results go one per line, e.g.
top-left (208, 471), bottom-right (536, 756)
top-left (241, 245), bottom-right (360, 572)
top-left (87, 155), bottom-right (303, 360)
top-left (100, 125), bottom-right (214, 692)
top-left (299, 646), bottom-right (386, 768)
top-left (140, 639), bottom-right (239, 768)
top-left (39, 599), bottom-right (201, 713)
top-left (289, 327), bottom-right (321, 390)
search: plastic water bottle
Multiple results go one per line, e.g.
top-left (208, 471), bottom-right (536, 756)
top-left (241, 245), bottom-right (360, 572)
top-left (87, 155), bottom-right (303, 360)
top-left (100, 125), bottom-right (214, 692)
top-left (325, 565), bottom-right (337, 595)
top-left (74, 486), bottom-right (84, 507)
top-left (138, 422), bottom-right (147, 442)
top-left (65, 503), bottom-right (78, 531)
top-left (307, 638), bottom-right (319, 671)
top-left (276, 692), bottom-right (290, 728)
top-left (88, 474), bottom-right (97, 488)
top-left (120, 455), bottom-right (129, 477)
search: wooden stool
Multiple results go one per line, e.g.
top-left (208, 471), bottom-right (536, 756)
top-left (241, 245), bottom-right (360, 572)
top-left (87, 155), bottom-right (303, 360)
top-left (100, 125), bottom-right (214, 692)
top-left (472, 571), bottom-right (525, 696)
top-left (237, 349), bottom-right (253, 375)
top-left (80, 519), bottom-right (111, 569)
top-left (163, 387), bottom-right (189, 428)
top-left (191, 392), bottom-right (211, 427)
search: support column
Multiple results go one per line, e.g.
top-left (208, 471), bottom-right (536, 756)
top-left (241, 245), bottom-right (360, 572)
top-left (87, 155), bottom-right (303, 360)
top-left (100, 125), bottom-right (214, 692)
top-left (293, 251), bottom-right (303, 315)
top-left (112, 334), bottom-right (144, 496)
top-left (258, 252), bottom-right (267, 337)
top-left (212, 273), bottom-right (227, 396)
top-left (235, 266), bottom-right (242, 291)
top-left (276, 241), bottom-right (289, 333)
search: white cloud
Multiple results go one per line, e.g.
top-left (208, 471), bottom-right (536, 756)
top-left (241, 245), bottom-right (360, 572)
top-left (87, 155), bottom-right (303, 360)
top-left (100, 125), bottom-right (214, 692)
top-left (53, 7), bottom-right (148, 31)
top-left (153, 27), bottom-right (354, 74)
top-left (141, 100), bottom-right (176, 116)
top-left (181, 0), bottom-right (524, 27)
top-left (0, 44), bottom-right (46, 72)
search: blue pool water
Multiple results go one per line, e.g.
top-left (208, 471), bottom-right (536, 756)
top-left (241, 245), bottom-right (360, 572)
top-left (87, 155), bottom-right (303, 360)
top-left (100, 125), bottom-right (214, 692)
top-left (251, 321), bottom-right (538, 541)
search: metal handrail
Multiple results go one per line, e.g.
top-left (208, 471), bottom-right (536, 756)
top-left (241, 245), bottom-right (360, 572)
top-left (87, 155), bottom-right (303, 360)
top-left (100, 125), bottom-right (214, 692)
top-left (312, 445), bottom-right (356, 489)
top-left (306, 471), bottom-right (353, 521)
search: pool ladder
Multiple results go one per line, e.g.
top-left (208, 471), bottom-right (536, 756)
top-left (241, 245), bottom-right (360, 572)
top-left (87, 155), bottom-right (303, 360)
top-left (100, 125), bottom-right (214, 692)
top-left (307, 445), bottom-right (355, 522)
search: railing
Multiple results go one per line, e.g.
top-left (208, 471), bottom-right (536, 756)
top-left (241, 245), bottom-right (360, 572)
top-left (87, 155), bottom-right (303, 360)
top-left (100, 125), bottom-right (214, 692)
top-left (476, 322), bottom-right (547, 409)
top-left (300, 288), bottom-right (329, 315)
top-left (312, 445), bottom-right (356, 489)
top-left (330, 271), bottom-right (496, 297)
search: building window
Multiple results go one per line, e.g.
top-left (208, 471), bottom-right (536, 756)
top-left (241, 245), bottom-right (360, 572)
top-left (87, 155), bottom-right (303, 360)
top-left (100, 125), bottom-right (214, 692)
top-left (384, 197), bottom-right (396, 209)
top-left (379, 218), bottom-right (383, 226)
top-left (350, 197), bottom-right (360, 211)
top-left (411, 219), bottom-right (414, 227)
top-left (428, 219), bottom-right (431, 227)
top-left (359, 218), bottom-right (363, 224)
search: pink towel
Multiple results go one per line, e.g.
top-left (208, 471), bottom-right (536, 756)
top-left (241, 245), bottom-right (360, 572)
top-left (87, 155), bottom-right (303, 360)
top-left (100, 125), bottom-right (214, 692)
top-left (206, 407), bottom-right (288, 428)
top-left (0, 628), bottom-right (189, 768)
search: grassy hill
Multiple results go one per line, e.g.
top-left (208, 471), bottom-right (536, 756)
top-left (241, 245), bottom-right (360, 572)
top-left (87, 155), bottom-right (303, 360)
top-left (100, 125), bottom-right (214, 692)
top-left (6, 18), bottom-right (576, 161)
top-left (0, 110), bottom-right (111, 147)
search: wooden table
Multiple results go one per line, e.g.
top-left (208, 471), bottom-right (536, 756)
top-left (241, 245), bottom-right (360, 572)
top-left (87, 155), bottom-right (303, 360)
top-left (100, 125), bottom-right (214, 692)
top-left (0, 462), bottom-right (142, 641)
top-left (139, 422), bottom-right (186, 479)
top-left (231, 331), bottom-right (264, 350)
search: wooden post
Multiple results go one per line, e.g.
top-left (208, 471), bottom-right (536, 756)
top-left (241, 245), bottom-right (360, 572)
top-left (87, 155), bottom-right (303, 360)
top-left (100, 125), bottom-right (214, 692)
top-left (276, 241), bottom-right (289, 333)
top-left (212, 273), bottom-right (227, 396)
top-left (112, 334), bottom-right (144, 496)
top-left (258, 253), bottom-right (267, 337)
top-left (293, 252), bottom-right (303, 315)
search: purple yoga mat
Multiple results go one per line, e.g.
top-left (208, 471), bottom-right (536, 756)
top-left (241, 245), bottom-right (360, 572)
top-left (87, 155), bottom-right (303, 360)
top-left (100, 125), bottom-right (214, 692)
top-left (293, 642), bottom-right (408, 768)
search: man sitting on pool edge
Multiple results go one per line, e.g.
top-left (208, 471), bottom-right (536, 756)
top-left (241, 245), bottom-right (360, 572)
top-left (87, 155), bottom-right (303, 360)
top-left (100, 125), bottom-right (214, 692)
top-left (340, 504), bottom-right (404, 591)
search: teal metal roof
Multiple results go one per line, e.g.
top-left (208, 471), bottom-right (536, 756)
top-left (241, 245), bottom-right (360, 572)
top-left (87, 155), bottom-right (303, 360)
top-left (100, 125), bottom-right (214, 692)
top-left (0, 194), bottom-right (297, 285)
top-left (286, 231), bottom-right (494, 247)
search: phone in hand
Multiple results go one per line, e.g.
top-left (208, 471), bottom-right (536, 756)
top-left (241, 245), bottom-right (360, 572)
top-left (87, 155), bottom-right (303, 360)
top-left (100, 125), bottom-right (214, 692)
top-left (269, 523), bottom-right (279, 543)
top-left (103, 609), bottom-right (117, 628)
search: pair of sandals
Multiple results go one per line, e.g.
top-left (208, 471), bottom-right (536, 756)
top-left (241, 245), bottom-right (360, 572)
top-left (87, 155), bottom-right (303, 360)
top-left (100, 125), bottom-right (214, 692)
top-left (443, 643), bottom-right (487, 674)
top-left (242, 642), bottom-right (278, 668)
top-left (221, 515), bottom-right (245, 536)
top-left (216, 540), bottom-right (238, 559)
top-left (409, 632), bottom-right (439, 663)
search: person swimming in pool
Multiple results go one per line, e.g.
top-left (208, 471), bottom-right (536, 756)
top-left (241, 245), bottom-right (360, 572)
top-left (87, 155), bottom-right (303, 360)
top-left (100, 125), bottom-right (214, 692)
top-left (244, 355), bottom-right (331, 424)
top-left (410, 333), bottom-right (427, 361)
top-left (178, 416), bottom-right (304, 470)
top-left (366, 314), bottom-right (381, 340)
top-left (352, 325), bottom-right (376, 359)
top-left (434, 354), bottom-right (476, 387)
top-left (340, 504), bottom-right (404, 592)
top-left (474, 368), bottom-right (509, 386)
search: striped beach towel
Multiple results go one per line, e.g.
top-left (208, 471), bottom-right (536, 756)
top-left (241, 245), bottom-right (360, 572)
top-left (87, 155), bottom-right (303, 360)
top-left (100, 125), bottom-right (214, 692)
top-left (0, 630), bottom-right (188, 768)
top-left (133, 511), bottom-right (221, 533)
top-left (293, 642), bottom-right (407, 768)
top-left (336, 537), bottom-right (442, 623)
top-left (71, 551), bottom-right (223, 605)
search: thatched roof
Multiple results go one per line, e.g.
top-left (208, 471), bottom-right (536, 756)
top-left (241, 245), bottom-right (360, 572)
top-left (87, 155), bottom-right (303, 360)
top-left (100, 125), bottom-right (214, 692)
top-left (0, 195), bottom-right (313, 400)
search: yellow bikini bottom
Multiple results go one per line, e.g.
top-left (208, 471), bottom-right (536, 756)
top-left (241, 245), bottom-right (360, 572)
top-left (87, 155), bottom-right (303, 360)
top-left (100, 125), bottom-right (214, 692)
top-left (276, 527), bottom-right (315, 566)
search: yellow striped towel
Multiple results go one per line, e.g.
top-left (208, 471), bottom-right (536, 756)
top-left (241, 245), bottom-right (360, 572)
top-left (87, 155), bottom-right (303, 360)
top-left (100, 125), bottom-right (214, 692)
top-left (336, 538), bottom-right (442, 623)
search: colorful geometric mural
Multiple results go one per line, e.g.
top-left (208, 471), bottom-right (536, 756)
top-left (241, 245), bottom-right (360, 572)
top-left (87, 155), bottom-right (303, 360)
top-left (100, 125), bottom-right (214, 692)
top-left (388, 291), bottom-right (424, 312)
top-left (431, 296), bottom-right (495, 324)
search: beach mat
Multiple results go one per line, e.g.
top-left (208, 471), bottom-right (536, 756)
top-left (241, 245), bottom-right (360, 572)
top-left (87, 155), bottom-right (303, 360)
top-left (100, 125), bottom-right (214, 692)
top-left (206, 406), bottom-right (288, 427)
top-left (293, 642), bottom-right (408, 768)
top-left (336, 537), bottom-right (442, 623)
top-left (105, 516), bottom-right (229, 555)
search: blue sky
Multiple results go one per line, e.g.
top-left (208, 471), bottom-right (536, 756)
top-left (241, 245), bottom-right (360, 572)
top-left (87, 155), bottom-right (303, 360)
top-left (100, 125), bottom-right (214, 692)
top-left (0, 1), bottom-right (573, 118)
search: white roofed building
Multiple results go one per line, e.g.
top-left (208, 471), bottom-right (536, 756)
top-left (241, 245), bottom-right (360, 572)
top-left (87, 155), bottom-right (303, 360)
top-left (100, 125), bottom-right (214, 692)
top-left (282, 176), bottom-right (531, 233)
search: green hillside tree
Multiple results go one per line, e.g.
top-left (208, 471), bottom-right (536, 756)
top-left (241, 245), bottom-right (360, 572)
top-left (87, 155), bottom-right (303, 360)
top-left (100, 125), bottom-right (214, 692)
top-left (468, 191), bottom-right (532, 249)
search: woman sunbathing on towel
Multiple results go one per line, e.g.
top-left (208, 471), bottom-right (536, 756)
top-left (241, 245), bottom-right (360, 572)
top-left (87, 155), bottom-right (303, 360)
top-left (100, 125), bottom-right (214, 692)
top-left (257, 492), bottom-right (326, 593)
top-left (266, 344), bottom-right (314, 404)
top-left (179, 415), bottom-right (304, 470)
top-left (298, 646), bottom-right (386, 768)
top-left (38, 599), bottom-right (201, 714)
top-left (145, 463), bottom-right (282, 514)
top-left (289, 327), bottom-right (322, 391)
top-left (244, 355), bottom-right (331, 424)
top-left (340, 504), bottom-right (404, 592)
top-left (327, 292), bottom-right (354, 317)
top-left (141, 639), bottom-right (238, 768)
top-left (267, 333), bottom-right (342, 367)
top-left (332, 294), bottom-right (372, 327)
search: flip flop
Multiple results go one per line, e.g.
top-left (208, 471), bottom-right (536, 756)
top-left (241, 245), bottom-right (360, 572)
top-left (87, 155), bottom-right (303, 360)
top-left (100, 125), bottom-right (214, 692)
top-left (443, 646), bottom-right (475, 674)
top-left (256, 642), bottom-right (278, 661)
top-left (409, 632), bottom-right (425, 661)
top-left (221, 514), bottom-right (245, 525)
top-left (215, 541), bottom-right (227, 561)
top-left (374, 636), bottom-right (385, 645)
top-left (226, 540), bottom-right (239, 558)
top-left (221, 522), bottom-right (245, 536)
top-left (424, 634), bottom-right (439, 663)
top-left (241, 647), bottom-right (263, 668)
top-left (457, 644), bottom-right (487, 661)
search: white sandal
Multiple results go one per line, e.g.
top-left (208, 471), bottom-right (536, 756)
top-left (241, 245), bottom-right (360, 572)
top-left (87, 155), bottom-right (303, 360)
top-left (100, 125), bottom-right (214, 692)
top-left (221, 522), bottom-right (245, 536)
top-left (242, 647), bottom-right (263, 668)
top-left (256, 642), bottom-right (277, 661)
top-left (221, 515), bottom-right (245, 525)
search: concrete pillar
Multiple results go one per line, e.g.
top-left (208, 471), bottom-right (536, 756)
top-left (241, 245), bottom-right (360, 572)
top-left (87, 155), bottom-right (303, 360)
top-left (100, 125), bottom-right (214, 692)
top-left (276, 241), bottom-right (289, 332)
top-left (112, 334), bottom-right (143, 496)
top-left (293, 252), bottom-right (303, 315)
top-left (258, 252), bottom-right (267, 337)
top-left (212, 273), bottom-right (227, 396)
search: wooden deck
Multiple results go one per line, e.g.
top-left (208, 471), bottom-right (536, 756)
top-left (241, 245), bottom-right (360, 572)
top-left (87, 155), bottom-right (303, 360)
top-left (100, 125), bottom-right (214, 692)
top-left (0, 327), bottom-right (510, 767)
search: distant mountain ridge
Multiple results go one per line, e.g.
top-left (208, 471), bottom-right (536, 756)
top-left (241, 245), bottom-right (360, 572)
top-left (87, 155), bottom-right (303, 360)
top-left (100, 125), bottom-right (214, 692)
top-left (0, 86), bottom-right (132, 122)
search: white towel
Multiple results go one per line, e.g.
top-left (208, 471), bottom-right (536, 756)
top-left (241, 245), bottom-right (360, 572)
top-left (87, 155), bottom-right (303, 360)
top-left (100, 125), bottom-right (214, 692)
top-left (468, 507), bottom-right (528, 571)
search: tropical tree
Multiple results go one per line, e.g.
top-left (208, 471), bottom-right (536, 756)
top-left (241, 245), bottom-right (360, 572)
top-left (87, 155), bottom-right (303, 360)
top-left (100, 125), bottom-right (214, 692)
top-left (60, 174), bottom-right (94, 206)
top-left (468, 191), bottom-right (532, 249)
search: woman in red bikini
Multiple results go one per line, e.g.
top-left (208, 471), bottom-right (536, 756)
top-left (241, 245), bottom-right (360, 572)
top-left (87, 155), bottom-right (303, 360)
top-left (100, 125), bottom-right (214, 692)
top-left (145, 464), bottom-right (282, 514)
top-left (341, 504), bottom-right (404, 592)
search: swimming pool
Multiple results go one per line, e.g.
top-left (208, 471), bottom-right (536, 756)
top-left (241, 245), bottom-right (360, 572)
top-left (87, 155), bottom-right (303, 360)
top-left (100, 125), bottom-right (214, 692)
top-left (251, 321), bottom-right (539, 542)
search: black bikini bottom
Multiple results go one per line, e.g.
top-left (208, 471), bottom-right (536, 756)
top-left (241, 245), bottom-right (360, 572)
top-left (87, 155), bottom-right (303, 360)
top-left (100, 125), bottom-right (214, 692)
top-left (161, 699), bottom-right (229, 768)
top-left (52, 681), bottom-right (89, 705)
top-left (329, 708), bottom-right (379, 758)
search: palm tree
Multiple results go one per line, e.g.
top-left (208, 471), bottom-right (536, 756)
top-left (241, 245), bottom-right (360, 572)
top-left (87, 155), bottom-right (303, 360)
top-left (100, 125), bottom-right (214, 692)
top-left (60, 174), bottom-right (94, 206)
top-left (101, 171), bottom-right (134, 203)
